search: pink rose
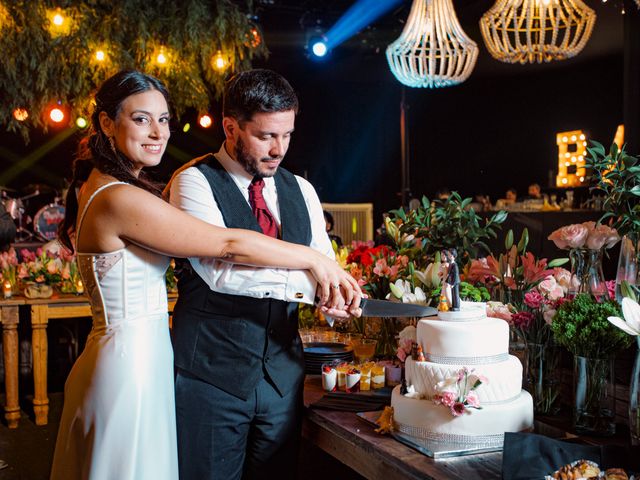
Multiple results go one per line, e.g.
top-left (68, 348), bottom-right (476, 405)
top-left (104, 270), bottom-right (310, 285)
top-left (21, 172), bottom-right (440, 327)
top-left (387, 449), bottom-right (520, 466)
top-left (553, 268), bottom-right (571, 293)
top-left (524, 290), bottom-right (544, 309)
top-left (396, 349), bottom-right (407, 362)
top-left (47, 262), bottom-right (58, 274)
top-left (440, 391), bottom-right (456, 407)
top-left (465, 391), bottom-right (480, 408)
top-left (537, 276), bottom-right (558, 297)
top-left (548, 285), bottom-right (564, 301)
top-left (542, 307), bottom-right (556, 325)
top-left (486, 302), bottom-right (513, 323)
top-left (548, 224), bottom-right (589, 249)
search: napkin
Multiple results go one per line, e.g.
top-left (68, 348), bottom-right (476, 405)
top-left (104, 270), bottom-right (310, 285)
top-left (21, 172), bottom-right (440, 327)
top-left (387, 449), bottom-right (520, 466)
top-left (502, 432), bottom-right (640, 480)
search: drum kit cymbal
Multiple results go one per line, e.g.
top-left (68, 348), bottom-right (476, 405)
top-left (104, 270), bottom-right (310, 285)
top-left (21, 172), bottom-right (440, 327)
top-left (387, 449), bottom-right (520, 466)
top-left (1, 185), bottom-right (66, 243)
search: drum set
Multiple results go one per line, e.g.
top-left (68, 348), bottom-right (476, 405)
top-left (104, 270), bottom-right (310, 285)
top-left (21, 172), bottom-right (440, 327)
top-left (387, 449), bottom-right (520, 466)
top-left (1, 185), bottom-right (66, 242)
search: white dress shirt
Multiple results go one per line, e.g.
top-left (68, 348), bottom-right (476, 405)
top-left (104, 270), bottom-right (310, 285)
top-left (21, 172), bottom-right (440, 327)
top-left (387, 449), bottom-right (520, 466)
top-left (169, 144), bottom-right (335, 305)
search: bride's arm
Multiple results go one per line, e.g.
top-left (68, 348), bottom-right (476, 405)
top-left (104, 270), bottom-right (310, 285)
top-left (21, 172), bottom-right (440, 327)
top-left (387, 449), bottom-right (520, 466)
top-left (89, 184), bottom-right (361, 311)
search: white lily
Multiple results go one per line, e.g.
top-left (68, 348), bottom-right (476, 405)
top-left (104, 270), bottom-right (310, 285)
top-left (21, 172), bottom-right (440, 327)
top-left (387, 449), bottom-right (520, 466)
top-left (607, 297), bottom-right (640, 336)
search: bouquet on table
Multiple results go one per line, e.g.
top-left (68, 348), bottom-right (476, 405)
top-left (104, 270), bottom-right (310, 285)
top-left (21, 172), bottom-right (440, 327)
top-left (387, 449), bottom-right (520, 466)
top-left (0, 248), bottom-right (19, 294)
top-left (18, 248), bottom-right (63, 298)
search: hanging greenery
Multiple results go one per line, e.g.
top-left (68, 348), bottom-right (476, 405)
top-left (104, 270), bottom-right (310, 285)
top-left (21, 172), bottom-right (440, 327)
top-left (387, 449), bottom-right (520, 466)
top-left (0, 0), bottom-right (267, 141)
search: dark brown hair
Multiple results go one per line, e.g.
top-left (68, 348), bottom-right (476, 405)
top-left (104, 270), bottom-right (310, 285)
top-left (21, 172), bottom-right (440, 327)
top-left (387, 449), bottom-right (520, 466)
top-left (59, 70), bottom-right (170, 252)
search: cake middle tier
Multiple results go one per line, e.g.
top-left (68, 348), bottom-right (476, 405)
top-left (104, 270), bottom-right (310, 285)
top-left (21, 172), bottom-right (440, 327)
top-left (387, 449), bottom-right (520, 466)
top-left (405, 355), bottom-right (523, 403)
top-left (417, 316), bottom-right (509, 358)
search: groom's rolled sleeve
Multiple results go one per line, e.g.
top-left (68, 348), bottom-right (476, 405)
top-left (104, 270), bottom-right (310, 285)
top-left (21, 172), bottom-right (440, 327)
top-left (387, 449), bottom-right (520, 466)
top-left (169, 167), bottom-right (323, 304)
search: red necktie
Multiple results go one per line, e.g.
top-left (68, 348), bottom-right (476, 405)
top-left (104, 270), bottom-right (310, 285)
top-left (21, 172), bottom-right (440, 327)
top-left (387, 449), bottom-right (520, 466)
top-left (248, 178), bottom-right (278, 238)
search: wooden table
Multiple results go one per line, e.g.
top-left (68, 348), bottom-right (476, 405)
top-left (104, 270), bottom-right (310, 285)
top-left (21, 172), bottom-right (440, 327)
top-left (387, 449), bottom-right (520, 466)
top-left (302, 376), bottom-right (503, 480)
top-left (1, 293), bottom-right (178, 427)
top-left (0, 297), bottom-right (26, 428)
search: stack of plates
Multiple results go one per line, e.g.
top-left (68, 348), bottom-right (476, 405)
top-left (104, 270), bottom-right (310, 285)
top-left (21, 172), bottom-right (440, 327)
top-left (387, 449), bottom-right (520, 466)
top-left (303, 342), bottom-right (353, 375)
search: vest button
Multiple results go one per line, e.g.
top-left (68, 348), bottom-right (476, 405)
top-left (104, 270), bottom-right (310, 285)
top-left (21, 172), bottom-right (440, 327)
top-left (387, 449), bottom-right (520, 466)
top-left (269, 328), bottom-right (274, 335)
top-left (265, 356), bottom-right (270, 363)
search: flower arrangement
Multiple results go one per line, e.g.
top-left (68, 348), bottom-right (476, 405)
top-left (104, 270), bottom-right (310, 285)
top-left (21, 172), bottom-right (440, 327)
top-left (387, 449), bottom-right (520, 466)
top-left (18, 248), bottom-right (64, 286)
top-left (57, 248), bottom-right (82, 294)
top-left (432, 367), bottom-right (487, 417)
top-left (513, 267), bottom-right (571, 345)
top-left (466, 229), bottom-right (562, 309)
top-left (548, 222), bottom-right (620, 251)
top-left (551, 293), bottom-right (633, 358)
top-left (0, 248), bottom-right (19, 290)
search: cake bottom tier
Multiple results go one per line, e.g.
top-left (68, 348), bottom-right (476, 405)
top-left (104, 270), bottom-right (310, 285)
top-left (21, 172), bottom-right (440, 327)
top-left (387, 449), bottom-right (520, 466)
top-left (391, 386), bottom-right (533, 447)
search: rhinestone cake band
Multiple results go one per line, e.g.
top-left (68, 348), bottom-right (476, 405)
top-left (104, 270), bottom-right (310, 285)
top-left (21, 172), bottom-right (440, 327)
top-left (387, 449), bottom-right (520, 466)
top-left (394, 421), bottom-right (505, 448)
top-left (423, 352), bottom-right (510, 365)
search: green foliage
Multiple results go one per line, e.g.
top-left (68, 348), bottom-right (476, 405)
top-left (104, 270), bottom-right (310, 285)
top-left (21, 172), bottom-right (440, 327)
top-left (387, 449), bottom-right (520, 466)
top-left (0, 0), bottom-right (267, 141)
top-left (551, 294), bottom-right (633, 358)
top-left (459, 281), bottom-right (490, 302)
top-left (586, 141), bottom-right (640, 237)
top-left (388, 192), bottom-right (507, 265)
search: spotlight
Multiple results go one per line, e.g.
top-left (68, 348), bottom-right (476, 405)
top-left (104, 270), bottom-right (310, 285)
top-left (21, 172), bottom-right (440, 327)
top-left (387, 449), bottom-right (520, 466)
top-left (307, 32), bottom-right (329, 59)
top-left (198, 114), bottom-right (212, 128)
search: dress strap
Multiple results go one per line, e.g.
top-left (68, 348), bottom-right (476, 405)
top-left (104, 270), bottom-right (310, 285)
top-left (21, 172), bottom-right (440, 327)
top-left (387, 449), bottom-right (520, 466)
top-left (77, 181), bottom-right (128, 237)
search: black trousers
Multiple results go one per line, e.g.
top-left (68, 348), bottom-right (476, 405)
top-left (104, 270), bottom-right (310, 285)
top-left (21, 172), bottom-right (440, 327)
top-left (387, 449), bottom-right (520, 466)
top-left (175, 369), bottom-right (303, 480)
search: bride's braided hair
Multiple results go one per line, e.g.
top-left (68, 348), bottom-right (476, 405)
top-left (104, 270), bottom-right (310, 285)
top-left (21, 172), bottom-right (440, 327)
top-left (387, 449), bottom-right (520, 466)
top-left (58, 71), bottom-right (170, 252)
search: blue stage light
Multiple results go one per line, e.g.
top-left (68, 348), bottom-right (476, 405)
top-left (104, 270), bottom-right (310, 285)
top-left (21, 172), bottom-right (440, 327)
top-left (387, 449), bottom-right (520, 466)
top-left (310, 37), bottom-right (328, 57)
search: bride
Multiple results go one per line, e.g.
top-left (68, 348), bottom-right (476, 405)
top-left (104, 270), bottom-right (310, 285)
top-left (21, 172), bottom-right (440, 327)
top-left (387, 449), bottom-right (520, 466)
top-left (50, 70), bottom-right (361, 480)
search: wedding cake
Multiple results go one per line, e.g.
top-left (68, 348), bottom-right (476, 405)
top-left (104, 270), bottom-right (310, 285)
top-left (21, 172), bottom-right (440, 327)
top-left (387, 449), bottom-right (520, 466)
top-left (391, 303), bottom-right (534, 447)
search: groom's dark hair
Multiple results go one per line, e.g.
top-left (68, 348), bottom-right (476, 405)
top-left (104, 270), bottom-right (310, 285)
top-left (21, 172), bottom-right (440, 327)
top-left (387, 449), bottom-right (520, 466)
top-left (223, 69), bottom-right (298, 125)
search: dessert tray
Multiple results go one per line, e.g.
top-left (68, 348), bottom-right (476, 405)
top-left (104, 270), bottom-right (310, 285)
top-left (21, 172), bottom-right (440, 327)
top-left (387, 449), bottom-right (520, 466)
top-left (356, 411), bottom-right (575, 459)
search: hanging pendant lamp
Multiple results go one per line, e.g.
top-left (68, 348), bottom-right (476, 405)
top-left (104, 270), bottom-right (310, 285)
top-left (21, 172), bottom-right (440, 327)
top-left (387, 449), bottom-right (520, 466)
top-left (479, 0), bottom-right (596, 64)
top-left (386, 0), bottom-right (478, 88)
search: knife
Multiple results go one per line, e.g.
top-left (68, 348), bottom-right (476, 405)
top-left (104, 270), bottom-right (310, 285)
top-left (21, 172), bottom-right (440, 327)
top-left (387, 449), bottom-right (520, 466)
top-left (359, 298), bottom-right (438, 318)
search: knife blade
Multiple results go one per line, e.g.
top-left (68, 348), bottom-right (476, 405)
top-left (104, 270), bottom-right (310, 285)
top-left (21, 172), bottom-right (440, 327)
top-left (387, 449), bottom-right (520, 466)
top-left (359, 298), bottom-right (437, 318)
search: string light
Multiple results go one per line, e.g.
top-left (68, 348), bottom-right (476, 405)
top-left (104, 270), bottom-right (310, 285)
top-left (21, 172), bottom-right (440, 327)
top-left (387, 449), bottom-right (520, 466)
top-left (198, 114), bottom-right (212, 128)
top-left (53, 13), bottom-right (64, 26)
top-left (211, 51), bottom-right (227, 71)
top-left (155, 47), bottom-right (168, 66)
top-left (76, 117), bottom-right (88, 128)
top-left (95, 50), bottom-right (105, 62)
top-left (49, 108), bottom-right (65, 123)
top-left (182, 123), bottom-right (191, 133)
top-left (13, 108), bottom-right (28, 121)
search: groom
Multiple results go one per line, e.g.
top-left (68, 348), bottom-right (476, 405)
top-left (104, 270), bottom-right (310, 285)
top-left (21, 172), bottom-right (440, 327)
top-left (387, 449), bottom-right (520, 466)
top-left (168, 69), bottom-right (352, 479)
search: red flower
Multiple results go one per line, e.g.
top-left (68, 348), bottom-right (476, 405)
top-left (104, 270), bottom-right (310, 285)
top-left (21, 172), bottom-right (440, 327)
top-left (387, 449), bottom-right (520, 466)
top-left (450, 402), bottom-right (467, 416)
top-left (511, 311), bottom-right (535, 330)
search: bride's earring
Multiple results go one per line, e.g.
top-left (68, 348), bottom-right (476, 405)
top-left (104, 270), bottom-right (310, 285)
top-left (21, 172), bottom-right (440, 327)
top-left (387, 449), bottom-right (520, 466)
top-left (108, 136), bottom-right (116, 153)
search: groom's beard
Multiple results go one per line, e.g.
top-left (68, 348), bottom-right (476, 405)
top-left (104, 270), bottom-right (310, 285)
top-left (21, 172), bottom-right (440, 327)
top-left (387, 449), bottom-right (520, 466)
top-left (235, 137), bottom-right (282, 178)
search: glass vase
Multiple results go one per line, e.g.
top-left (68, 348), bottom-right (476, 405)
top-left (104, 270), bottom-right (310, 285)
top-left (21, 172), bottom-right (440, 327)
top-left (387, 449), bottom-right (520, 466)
top-left (615, 233), bottom-right (640, 303)
top-left (568, 248), bottom-right (607, 301)
top-left (573, 355), bottom-right (616, 436)
top-left (630, 337), bottom-right (640, 445)
top-left (525, 342), bottom-right (560, 415)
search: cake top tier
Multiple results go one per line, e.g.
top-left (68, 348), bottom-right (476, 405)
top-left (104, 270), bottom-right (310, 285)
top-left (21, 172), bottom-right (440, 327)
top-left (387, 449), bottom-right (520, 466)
top-left (418, 314), bottom-right (510, 359)
top-left (437, 301), bottom-right (486, 322)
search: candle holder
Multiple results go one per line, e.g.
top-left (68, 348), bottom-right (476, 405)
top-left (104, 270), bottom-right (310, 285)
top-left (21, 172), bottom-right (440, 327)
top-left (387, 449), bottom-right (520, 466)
top-left (3, 280), bottom-right (12, 299)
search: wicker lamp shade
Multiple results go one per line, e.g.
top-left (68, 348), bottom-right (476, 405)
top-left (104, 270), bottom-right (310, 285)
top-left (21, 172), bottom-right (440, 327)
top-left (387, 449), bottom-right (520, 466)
top-left (386, 0), bottom-right (478, 88)
top-left (479, 0), bottom-right (596, 64)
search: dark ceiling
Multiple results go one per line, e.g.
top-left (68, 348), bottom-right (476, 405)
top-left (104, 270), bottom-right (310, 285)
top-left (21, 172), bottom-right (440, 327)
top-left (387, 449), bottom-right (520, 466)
top-left (253, 0), bottom-right (625, 79)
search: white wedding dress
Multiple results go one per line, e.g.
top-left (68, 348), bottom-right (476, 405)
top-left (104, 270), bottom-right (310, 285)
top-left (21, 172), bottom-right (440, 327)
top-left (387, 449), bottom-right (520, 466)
top-left (50, 182), bottom-right (178, 480)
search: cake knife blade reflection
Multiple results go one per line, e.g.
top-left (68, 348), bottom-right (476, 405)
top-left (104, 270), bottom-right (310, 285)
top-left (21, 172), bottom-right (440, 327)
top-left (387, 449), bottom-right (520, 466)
top-left (359, 298), bottom-right (437, 318)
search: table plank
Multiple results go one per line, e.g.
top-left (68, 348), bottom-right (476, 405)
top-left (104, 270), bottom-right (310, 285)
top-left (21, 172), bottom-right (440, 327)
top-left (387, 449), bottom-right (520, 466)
top-left (303, 376), bottom-right (503, 480)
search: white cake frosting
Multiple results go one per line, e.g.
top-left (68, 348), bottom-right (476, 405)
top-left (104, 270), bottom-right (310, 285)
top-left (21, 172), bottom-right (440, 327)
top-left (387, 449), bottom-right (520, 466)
top-left (405, 355), bottom-right (523, 404)
top-left (392, 386), bottom-right (534, 445)
top-left (418, 316), bottom-right (509, 359)
top-left (392, 307), bottom-right (533, 446)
